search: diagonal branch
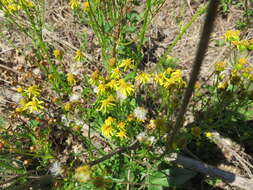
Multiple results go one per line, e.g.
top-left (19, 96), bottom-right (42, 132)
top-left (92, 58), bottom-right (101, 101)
top-left (167, 0), bottom-right (220, 149)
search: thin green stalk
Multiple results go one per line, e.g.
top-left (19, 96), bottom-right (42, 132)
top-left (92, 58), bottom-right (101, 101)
top-left (159, 3), bottom-right (209, 67)
top-left (87, 0), bottom-right (110, 62)
top-left (134, 0), bottom-right (152, 75)
top-left (7, 149), bottom-right (54, 159)
top-left (138, 0), bottom-right (152, 50)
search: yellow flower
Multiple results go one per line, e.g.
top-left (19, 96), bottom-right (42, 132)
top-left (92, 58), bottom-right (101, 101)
top-left (24, 97), bottom-right (44, 113)
top-left (238, 57), bottom-right (247, 65)
top-left (165, 67), bottom-right (173, 74)
top-left (97, 83), bottom-right (107, 95)
top-left (117, 79), bottom-right (134, 96)
top-left (75, 165), bottom-right (91, 182)
top-left (105, 117), bottom-right (115, 126)
top-left (64, 102), bottom-right (72, 111)
top-left (214, 61), bottom-right (227, 72)
top-left (217, 81), bottom-right (228, 89)
top-left (161, 70), bottom-right (182, 88)
top-left (67, 73), bottom-right (76, 86)
top-left (195, 81), bottom-right (201, 89)
top-left (117, 122), bottom-right (126, 131)
top-left (232, 40), bottom-right (250, 51)
top-left (53, 49), bottom-right (63, 60)
top-left (74, 49), bottom-right (84, 62)
top-left (106, 80), bottom-right (117, 89)
top-left (48, 74), bottom-right (54, 80)
top-left (6, 4), bottom-right (20, 12)
top-left (69, 0), bottom-right (80, 9)
top-left (110, 67), bottom-right (122, 79)
top-left (127, 114), bottom-right (134, 121)
top-left (21, 0), bottom-right (34, 8)
top-left (135, 72), bottom-right (151, 84)
top-left (101, 124), bottom-right (114, 137)
top-left (224, 30), bottom-right (240, 42)
top-left (168, 69), bottom-right (186, 88)
top-left (171, 70), bottom-right (182, 80)
top-left (119, 58), bottom-right (134, 71)
top-left (242, 67), bottom-right (253, 79)
top-left (154, 73), bottom-right (165, 86)
top-left (116, 130), bottom-right (127, 138)
top-left (89, 71), bottom-right (100, 85)
top-left (205, 132), bottom-right (213, 138)
top-left (15, 107), bottom-right (23, 113)
top-left (25, 85), bottom-right (41, 98)
top-left (99, 95), bottom-right (116, 113)
top-left (16, 87), bottom-right (23, 93)
top-left (240, 39), bottom-right (249, 46)
top-left (109, 58), bottom-right (117, 68)
top-left (146, 119), bottom-right (156, 130)
top-left (83, 1), bottom-right (90, 11)
top-left (20, 98), bottom-right (27, 107)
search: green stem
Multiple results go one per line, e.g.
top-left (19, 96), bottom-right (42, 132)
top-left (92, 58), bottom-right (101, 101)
top-left (159, 3), bottom-right (208, 67)
top-left (134, 0), bottom-right (152, 75)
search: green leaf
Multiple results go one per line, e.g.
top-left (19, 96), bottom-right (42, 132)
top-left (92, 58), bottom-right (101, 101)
top-left (149, 185), bottom-right (163, 190)
top-left (124, 71), bottom-right (135, 80)
top-left (215, 39), bottom-right (225, 47)
top-left (149, 171), bottom-right (169, 187)
top-left (124, 26), bottom-right (137, 33)
top-left (164, 167), bottom-right (196, 186)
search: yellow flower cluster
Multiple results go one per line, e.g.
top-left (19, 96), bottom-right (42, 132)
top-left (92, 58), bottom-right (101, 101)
top-left (119, 58), bottom-right (134, 71)
top-left (1, 0), bottom-right (34, 13)
top-left (67, 73), bottom-right (76, 86)
top-left (89, 58), bottom-right (186, 115)
top-left (110, 58), bottom-right (134, 74)
top-left (224, 30), bottom-right (240, 43)
top-left (214, 61), bottom-right (227, 72)
top-left (75, 165), bottom-right (91, 182)
top-left (89, 59), bottom-right (136, 113)
top-left (74, 49), bottom-right (84, 62)
top-left (224, 30), bottom-right (253, 51)
top-left (215, 56), bottom-right (253, 90)
top-left (88, 70), bottom-right (101, 86)
top-left (99, 95), bottom-right (116, 113)
top-left (101, 117), bottom-right (127, 139)
top-left (116, 79), bottom-right (134, 96)
top-left (135, 72), bottom-right (151, 85)
top-left (154, 68), bottom-right (186, 89)
top-left (53, 49), bottom-right (63, 60)
top-left (69, 0), bottom-right (80, 9)
top-left (69, 0), bottom-right (90, 11)
top-left (16, 85), bottom-right (44, 113)
top-left (83, 1), bottom-right (90, 11)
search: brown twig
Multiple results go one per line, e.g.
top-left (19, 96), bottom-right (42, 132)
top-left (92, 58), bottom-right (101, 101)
top-left (88, 141), bottom-right (139, 167)
top-left (0, 62), bottom-right (20, 74)
top-left (0, 170), bottom-right (37, 187)
top-left (167, 0), bottom-right (220, 150)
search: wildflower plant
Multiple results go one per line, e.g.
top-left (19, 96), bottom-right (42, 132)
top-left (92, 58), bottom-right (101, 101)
top-left (1, 0), bottom-right (253, 189)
